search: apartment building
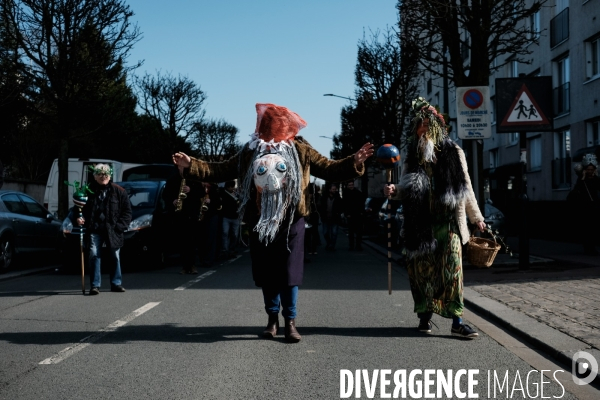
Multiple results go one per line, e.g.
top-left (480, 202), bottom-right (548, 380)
top-left (419, 0), bottom-right (600, 237)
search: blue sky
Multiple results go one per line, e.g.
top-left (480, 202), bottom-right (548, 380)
top-left (124, 0), bottom-right (398, 157)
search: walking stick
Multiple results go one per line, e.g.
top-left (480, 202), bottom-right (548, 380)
top-left (78, 207), bottom-right (85, 295)
top-left (376, 144), bottom-right (401, 295)
top-left (65, 180), bottom-right (92, 295)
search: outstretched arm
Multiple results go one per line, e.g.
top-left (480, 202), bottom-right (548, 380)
top-left (172, 151), bottom-right (240, 182)
top-left (309, 142), bottom-right (373, 181)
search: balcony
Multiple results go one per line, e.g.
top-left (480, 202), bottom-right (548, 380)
top-left (551, 157), bottom-right (571, 189)
top-left (550, 8), bottom-right (569, 48)
top-left (553, 82), bottom-right (570, 116)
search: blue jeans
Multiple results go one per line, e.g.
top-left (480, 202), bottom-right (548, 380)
top-left (262, 286), bottom-right (298, 319)
top-left (222, 217), bottom-right (240, 253)
top-left (89, 233), bottom-right (122, 288)
top-left (322, 221), bottom-right (338, 249)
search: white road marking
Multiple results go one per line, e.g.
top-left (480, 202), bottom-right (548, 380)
top-left (174, 270), bottom-right (216, 290)
top-left (39, 302), bottom-right (161, 365)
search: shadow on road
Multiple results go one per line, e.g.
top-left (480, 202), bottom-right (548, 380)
top-left (0, 324), bottom-right (428, 345)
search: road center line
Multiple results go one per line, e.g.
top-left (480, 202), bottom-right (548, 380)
top-left (174, 270), bottom-right (216, 290)
top-left (39, 302), bottom-right (161, 365)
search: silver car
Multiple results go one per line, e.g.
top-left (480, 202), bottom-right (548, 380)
top-left (0, 190), bottom-right (62, 271)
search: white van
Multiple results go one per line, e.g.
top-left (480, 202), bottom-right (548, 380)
top-left (43, 158), bottom-right (142, 213)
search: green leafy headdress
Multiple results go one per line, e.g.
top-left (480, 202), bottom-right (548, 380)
top-left (88, 163), bottom-right (113, 177)
top-left (409, 96), bottom-right (448, 145)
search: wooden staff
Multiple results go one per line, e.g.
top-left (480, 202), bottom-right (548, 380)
top-left (385, 169), bottom-right (393, 295)
top-left (376, 144), bottom-right (401, 295)
top-left (78, 206), bottom-right (85, 295)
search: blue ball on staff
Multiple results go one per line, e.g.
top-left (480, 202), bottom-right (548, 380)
top-left (376, 144), bottom-right (401, 168)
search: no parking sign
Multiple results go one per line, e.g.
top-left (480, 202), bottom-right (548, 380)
top-left (456, 86), bottom-right (492, 139)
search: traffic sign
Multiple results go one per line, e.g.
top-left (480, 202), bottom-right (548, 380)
top-left (456, 86), bottom-right (492, 139)
top-left (495, 77), bottom-right (553, 133)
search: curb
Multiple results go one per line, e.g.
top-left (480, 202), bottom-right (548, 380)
top-left (464, 288), bottom-right (600, 386)
top-left (363, 239), bottom-right (600, 385)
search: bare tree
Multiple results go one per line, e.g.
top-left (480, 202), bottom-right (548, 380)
top-left (399, 0), bottom-right (545, 86)
top-left (354, 27), bottom-right (419, 146)
top-left (2, 0), bottom-right (141, 217)
top-left (136, 71), bottom-right (207, 151)
top-left (190, 118), bottom-right (240, 162)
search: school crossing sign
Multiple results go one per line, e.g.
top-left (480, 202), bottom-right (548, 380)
top-left (456, 86), bottom-right (492, 139)
top-left (495, 77), bottom-right (553, 133)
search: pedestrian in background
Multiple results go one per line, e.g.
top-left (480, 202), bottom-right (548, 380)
top-left (568, 154), bottom-right (600, 255)
top-left (384, 97), bottom-right (485, 339)
top-left (343, 180), bottom-right (365, 251)
top-left (163, 168), bottom-right (205, 274)
top-left (304, 182), bottom-right (321, 257)
top-left (197, 182), bottom-right (222, 268)
top-left (76, 164), bottom-right (132, 295)
top-left (319, 183), bottom-right (343, 251)
top-left (220, 180), bottom-right (240, 259)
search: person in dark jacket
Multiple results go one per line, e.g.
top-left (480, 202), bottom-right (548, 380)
top-left (197, 182), bottom-right (222, 267)
top-left (319, 183), bottom-right (343, 251)
top-left (343, 180), bottom-right (366, 251)
top-left (76, 164), bottom-right (132, 295)
top-left (220, 180), bottom-right (240, 259)
top-left (568, 154), bottom-right (600, 255)
top-left (304, 183), bottom-right (321, 256)
top-left (163, 169), bottom-right (206, 274)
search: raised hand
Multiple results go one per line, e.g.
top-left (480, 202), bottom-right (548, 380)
top-left (354, 143), bottom-right (375, 165)
top-left (172, 152), bottom-right (191, 174)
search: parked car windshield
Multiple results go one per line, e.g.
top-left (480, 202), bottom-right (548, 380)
top-left (116, 181), bottom-right (162, 209)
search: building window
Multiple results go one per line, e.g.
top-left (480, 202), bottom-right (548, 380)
top-left (585, 35), bottom-right (600, 80)
top-left (552, 130), bottom-right (571, 188)
top-left (529, 12), bottom-right (540, 40)
top-left (529, 136), bottom-right (542, 171)
top-left (489, 149), bottom-right (499, 169)
top-left (587, 120), bottom-right (600, 146)
top-left (550, 7), bottom-right (569, 47)
top-left (508, 132), bottom-right (519, 146)
top-left (427, 76), bottom-right (432, 94)
top-left (553, 56), bottom-right (570, 115)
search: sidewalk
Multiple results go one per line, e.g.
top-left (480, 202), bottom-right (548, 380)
top-left (364, 236), bottom-right (600, 382)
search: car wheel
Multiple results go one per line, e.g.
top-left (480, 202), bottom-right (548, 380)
top-left (0, 236), bottom-right (15, 271)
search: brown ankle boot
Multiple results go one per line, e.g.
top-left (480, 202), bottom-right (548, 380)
top-left (284, 318), bottom-right (301, 343)
top-left (262, 314), bottom-right (279, 338)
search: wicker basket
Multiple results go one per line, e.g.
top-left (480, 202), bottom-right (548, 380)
top-left (467, 232), bottom-right (501, 268)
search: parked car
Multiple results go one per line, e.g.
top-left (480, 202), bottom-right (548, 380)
top-left (59, 181), bottom-right (170, 272)
top-left (378, 199), bottom-right (404, 248)
top-left (117, 180), bottom-right (170, 269)
top-left (484, 202), bottom-right (505, 233)
top-left (0, 190), bottom-right (62, 271)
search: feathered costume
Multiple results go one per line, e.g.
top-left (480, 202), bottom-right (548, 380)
top-left (391, 97), bottom-right (483, 318)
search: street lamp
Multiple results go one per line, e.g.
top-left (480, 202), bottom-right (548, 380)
top-left (323, 94), bottom-right (355, 102)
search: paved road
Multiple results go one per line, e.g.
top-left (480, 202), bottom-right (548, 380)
top-left (0, 235), bottom-right (597, 399)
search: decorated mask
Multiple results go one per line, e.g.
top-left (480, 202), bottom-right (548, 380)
top-left (252, 153), bottom-right (288, 193)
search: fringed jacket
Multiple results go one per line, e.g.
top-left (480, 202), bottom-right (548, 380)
top-left (390, 138), bottom-right (483, 256)
top-left (182, 136), bottom-right (364, 218)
